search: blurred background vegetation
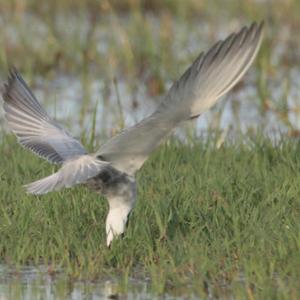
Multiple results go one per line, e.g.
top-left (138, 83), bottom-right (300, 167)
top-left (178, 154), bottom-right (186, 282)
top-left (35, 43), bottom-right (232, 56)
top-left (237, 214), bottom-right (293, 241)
top-left (0, 0), bottom-right (298, 75)
top-left (0, 0), bottom-right (300, 144)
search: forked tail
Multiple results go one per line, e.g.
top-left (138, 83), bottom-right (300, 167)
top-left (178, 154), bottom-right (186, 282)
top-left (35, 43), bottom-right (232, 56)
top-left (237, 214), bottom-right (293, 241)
top-left (25, 155), bottom-right (110, 195)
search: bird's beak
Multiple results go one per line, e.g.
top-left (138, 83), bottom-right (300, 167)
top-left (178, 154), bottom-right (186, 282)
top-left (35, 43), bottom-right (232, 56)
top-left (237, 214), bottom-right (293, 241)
top-left (106, 229), bottom-right (114, 248)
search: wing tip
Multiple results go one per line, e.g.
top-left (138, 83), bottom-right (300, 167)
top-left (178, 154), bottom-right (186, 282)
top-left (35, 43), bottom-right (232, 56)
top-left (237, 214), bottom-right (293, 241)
top-left (236, 20), bottom-right (264, 41)
top-left (250, 20), bottom-right (265, 42)
top-left (257, 20), bottom-right (265, 42)
top-left (2, 66), bottom-right (21, 101)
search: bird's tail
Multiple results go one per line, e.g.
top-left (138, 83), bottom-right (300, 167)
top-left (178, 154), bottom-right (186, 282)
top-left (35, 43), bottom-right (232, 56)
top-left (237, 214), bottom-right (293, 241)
top-left (24, 155), bottom-right (109, 195)
top-left (25, 172), bottom-right (62, 195)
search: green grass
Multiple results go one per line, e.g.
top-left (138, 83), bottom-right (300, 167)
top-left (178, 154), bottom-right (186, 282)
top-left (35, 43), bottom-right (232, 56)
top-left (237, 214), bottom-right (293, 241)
top-left (0, 134), bottom-right (299, 299)
top-left (1, 1), bottom-right (300, 298)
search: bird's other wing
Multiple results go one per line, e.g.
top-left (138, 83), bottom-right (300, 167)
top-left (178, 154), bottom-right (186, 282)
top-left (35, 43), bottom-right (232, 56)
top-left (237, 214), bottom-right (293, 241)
top-left (25, 154), bottom-right (109, 195)
top-left (97, 22), bottom-right (264, 175)
top-left (2, 69), bottom-right (87, 164)
top-left (161, 22), bottom-right (264, 119)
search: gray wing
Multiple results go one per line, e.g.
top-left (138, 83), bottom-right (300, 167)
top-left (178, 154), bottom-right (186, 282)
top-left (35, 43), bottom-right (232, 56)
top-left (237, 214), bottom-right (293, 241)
top-left (2, 69), bottom-right (87, 164)
top-left (25, 154), bottom-right (110, 195)
top-left (163, 22), bottom-right (264, 118)
top-left (98, 111), bottom-right (174, 175)
top-left (97, 22), bottom-right (264, 175)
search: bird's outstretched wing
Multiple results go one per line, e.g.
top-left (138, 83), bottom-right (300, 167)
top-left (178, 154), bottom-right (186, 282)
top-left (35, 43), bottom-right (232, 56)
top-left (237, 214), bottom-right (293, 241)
top-left (2, 69), bottom-right (87, 164)
top-left (97, 22), bottom-right (264, 175)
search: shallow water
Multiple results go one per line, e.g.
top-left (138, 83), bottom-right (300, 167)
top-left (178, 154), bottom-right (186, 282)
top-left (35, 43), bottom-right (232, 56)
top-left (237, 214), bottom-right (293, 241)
top-left (0, 265), bottom-right (200, 300)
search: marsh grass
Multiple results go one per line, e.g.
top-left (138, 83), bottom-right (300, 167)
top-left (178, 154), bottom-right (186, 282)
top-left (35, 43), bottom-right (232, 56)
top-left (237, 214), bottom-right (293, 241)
top-left (1, 1), bottom-right (300, 298)
top-left (0, 134), bottom-right (300, 298)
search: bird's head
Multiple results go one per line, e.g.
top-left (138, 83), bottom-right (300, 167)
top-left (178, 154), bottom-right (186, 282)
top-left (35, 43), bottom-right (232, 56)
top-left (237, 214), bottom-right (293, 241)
top-left (106, 203), bottom-right (132, 247)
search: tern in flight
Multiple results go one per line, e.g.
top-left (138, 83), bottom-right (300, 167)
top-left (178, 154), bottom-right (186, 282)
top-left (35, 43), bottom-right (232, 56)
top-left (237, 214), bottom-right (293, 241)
top-left (2, 22), bottom-right (263, 247)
